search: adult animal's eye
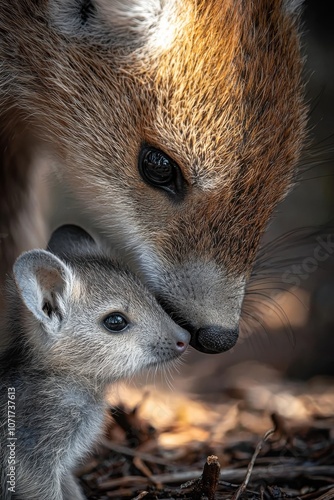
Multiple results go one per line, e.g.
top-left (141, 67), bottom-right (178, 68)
top-left (103, 313), bottom-right (128, 333)
top-left (139, 146), bottom-right (185, 196)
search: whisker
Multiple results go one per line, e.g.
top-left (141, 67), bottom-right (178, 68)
top-left (241, 309), bottom-right (271, 339)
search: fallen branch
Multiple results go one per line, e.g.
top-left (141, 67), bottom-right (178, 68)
top-left (97, 465), bottom-right (334, 491)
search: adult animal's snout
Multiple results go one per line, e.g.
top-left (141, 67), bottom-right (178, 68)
top-left (191, 325), bottom-right (239, 354)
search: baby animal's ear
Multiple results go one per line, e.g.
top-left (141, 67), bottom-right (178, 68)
top-left (13, 250), bottom-right (74, 335)
top-left (47, 224), bottom-right (97, 259)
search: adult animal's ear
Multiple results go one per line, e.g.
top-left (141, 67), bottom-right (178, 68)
top-left (47, 224), bottom-right (97, 259)
top-left (50, 0), bottom-right (176, 49)
top-left (283, 0), bottom-right (304, 15)
top-left (13, 250), bottom-right (74, 335)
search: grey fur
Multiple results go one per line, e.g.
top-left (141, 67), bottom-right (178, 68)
top-left (0, 226), bottom-right (189, 500)
top-left (284, 0), bottom-right (304, 15)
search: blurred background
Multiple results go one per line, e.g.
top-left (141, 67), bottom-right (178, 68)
top-left (48, 0), bottom-right (334, 398)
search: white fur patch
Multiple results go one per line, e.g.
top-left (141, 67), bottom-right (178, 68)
top-left (50, 0), bottom-right (181, 52)
top-left (96, 0), bottom-right (163, 35)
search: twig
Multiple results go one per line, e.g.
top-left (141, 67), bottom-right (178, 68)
top-left (106, 488), bottom-right (139, 498)
top-left (232, 427), bottom-right (276, 500)
top-left (98, 475), bottom-right (149, 490)
top-left (74, 458), bottom-right (100, 476)
top-left (101, 437), bottom-right (171, 466)
top-left (270, 412), bottom-right (288, 439)
top-left (133, 456), bottom-right (163, 488)
top-left (315, 488), bottom-right (334, 500)
top-left (131, 492), bottom-right (149, 500)
top-left (301, 486), bottom-right (334, 500)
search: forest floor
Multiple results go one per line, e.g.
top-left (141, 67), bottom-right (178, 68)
top-left (77, 365), bottom-right (334, 500)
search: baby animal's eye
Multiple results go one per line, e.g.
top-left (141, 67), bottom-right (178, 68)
top-left (103, 313), bottom-right (128, 333)
top-left (138, 146), bottom-right (185, 197)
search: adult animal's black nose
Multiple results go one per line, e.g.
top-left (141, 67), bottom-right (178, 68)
top-left (190, 325), bottom-right (239, 354)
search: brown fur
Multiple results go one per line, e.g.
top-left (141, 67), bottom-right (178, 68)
top-left (148, 0), bottom-right (306, 271)
top-left (0, 0), bottom-right (307, 351)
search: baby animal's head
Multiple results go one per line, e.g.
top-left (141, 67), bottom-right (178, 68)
top-left (12, 225), bottom-right (190, 384)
